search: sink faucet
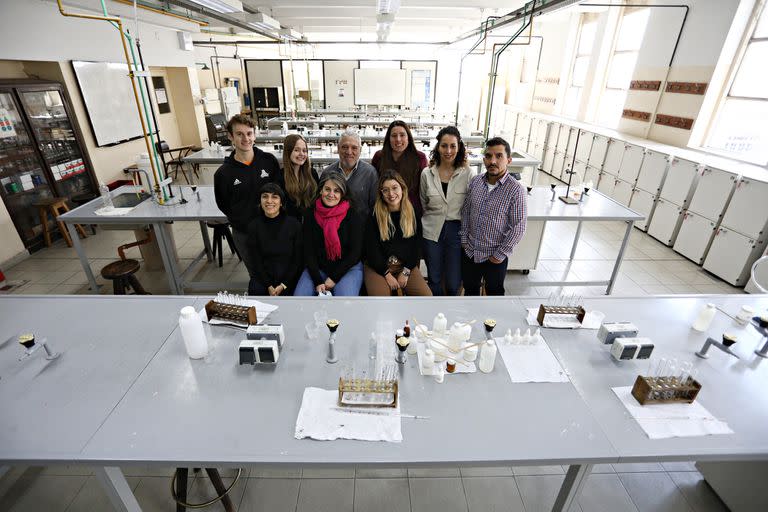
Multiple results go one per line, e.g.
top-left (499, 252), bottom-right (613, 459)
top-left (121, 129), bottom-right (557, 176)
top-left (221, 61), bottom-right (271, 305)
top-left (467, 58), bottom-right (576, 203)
top-left (695, 334), bottom-right (740, 359)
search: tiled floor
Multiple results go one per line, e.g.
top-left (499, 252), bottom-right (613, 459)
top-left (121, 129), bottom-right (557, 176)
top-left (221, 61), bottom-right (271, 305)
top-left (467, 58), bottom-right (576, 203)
top-left (0, 171), bottom-right (741, 510)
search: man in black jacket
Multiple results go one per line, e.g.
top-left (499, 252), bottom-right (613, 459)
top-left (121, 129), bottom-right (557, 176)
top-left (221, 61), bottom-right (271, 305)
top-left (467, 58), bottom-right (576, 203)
top-left (214, 114), bottom-right (279, 280)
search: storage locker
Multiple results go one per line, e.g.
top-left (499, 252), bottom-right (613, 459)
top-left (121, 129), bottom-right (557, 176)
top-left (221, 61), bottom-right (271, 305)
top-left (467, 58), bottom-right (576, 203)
top-left (572, 161), bottom-right (587, 184)
top-left (628, 188), bottom-right (656, 231)
top-left (704, 227), bottom-right (766, 286)
top-left (517, 113), bottom-right (532, 139)
top-left (556, 125), bottom-right (571, 153)
top-left (534, 119), bottom-right (549, 146)
top-left (597, 174), bottom-right (617, 197)
top-left (552, 151), bottom-right (566, 179)
top-left (687, 167), bottom-right (737, 220)
top-left (720, 178), bottom-right (768, 238)
top-left (611, 178), bottom-right (634, 206)
top-left (635, 150), bottom-right (669, 193)
top-left (532, 143), bottom-right (545, 162)
top-left (602, 140), bottom-right (625, 176)
top-left (542, 147), bottom-right (556, 173)
top-left (588, 134), bottom-right (609, 168)
top-left (505, 110), bottom-right (519, 136)
top-left (617, 144), bottom-right (645, 183)
top-left (659, 157), bottom-right (698, 206)
top-left (546, 123), bottom-right (561, 149)
top-left (565, 127), bottom-right (578, 156)
top-left (514, 133), bottom-right (528, 151)
top-left (583, 165), bottom-right (601, 189)
top-left (673, 211), bottom-right (717, 264)
top-left (575, 132), bottom-right (593, 163)
top-left (648, 198), bottom-right (684, 246)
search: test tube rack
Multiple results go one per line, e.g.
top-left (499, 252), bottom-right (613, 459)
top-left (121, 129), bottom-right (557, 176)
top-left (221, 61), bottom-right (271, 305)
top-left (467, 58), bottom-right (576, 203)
top-left (204, 300), bottom-right (257, 326)
top-left (631, 375), bottom-right (702, 405)
top-left (337, 377), bottom-right (398, 408)
top-left (536, 304), bottom-right (586, 326)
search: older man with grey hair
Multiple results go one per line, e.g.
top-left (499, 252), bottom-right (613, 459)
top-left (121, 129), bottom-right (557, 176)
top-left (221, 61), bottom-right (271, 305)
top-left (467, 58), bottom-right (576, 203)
top-left (321, 129), bottom-right (378, 218)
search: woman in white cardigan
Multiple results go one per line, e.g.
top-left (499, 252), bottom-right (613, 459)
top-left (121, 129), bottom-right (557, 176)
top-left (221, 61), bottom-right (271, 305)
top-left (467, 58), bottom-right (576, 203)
top-left (419, 126), bottom-right (471, 296)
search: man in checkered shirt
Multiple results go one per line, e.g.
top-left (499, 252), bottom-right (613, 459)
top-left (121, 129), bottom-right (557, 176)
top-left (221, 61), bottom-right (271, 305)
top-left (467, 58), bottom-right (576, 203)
top-left (459, 137), bottom-right (527, 296)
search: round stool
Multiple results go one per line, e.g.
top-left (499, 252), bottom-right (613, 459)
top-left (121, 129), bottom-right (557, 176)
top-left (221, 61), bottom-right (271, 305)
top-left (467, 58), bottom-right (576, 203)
top-left (100, 259), bottom-right (148, 295)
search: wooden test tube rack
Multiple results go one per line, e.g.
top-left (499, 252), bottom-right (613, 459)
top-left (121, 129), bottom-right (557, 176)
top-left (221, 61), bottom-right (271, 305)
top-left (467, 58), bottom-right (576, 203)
top-left (337, 377), bottom-right (398, 408)
top-left (204, 300), bottom-right (257, 326)
top-left (631, 375), bottom-right (702, 405)
top-left (536, 304), bottom-right (586, 326)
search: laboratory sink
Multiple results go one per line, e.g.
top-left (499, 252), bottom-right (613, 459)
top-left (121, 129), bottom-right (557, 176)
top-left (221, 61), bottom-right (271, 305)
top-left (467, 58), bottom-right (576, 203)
top-left (111, 192), bottom-right (151, 208)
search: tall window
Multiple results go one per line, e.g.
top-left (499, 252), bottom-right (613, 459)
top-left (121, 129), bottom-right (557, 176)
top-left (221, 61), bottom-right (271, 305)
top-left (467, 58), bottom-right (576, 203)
top-left (563, 17), bottom-right (597, 118)
top-left (595, 8), bottom-right (650, 128)
top-left (705, 2), bottom-right (768, 165)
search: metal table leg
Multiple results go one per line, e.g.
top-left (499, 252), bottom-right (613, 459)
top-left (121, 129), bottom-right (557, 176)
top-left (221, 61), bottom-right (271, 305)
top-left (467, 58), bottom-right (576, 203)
top-left (94, 466), bottom-right (142, 512)
top-left (552, 463), bottom-right (592, 512)
top-left (606, 221), bottom-right (634, 295)
top-left (569, 221), bottom-right (584, 261)
top-left (199, 221), bottom-right (213, 262)
top-left (66, 222), bottom-right (98, 292)
top-left (153, 222), bottom-right (182, 295)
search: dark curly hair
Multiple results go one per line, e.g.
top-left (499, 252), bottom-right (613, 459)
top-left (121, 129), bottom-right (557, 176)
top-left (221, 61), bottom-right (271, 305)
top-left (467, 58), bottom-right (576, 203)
top-left (429, 126), bottom-right (467, 169)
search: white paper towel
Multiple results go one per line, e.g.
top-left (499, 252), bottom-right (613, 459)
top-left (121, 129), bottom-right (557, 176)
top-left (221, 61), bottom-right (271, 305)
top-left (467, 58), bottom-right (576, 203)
top-left (295, 387), bottom-right (402, 442)
top-left (496, 336), bottom-right (570, 383)
top-left (612, 386), bottom-right (733, 439)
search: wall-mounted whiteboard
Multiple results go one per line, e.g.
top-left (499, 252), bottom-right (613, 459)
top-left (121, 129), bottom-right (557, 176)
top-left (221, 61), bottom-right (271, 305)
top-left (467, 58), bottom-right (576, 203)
top-left (353, 68), bottom-right (406, 105)
top-left (72, 61), bottom-right (146, 147)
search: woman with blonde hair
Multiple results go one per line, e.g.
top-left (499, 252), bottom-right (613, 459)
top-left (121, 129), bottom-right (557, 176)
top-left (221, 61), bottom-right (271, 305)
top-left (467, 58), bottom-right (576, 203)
top-left (278, 134), bottom-right (318, 218)
top-left (363, 170), bottom-right (431, 296)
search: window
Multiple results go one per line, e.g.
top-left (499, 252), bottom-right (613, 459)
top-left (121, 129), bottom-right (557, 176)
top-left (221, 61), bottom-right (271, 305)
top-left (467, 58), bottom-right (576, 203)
top-left (705, 2), bottom-right (768, 165)
top-left (595, 8), bottom-right (650, 128)
top-left (563, 17), bottom-right (597, 118)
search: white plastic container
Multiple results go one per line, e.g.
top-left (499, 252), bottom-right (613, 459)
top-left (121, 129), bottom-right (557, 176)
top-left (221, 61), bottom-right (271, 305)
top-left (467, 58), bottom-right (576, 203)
top-left (464, 344), bottom-right (478, 362)
top-left (136, 152), bottom-right (152, 177)
top-left (99, 183), bottom-right (113, 210)
top-left (179, 306), bottom-right (208, 359)
top-left (422, 348), bottom-right (435, 373)
top-left (448, 322), bottom-right (464, 351)
top-left (735, 305), bottom-right (754, 325)
top-left (433, 313), bottom-right (447, 336)
top-left (478, 340), bottom-right (497, 373)
top-left (692, 303), bottom-right (717, 332)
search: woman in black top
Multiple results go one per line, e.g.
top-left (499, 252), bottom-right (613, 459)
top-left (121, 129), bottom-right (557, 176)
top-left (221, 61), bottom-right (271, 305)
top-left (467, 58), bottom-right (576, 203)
top-left (364, 170), bottom-right (431, 296)
top-left (294, 170), bottom-right (364, 296)
top-left (277, 134), bottom-right (318, 219)
top-left (246, 183), bottom-right (303, 296)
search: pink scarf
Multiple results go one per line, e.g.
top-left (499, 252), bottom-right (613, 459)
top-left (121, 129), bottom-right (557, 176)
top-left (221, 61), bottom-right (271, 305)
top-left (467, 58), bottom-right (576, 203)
top-left (313, 198), bottom-right (350, 261)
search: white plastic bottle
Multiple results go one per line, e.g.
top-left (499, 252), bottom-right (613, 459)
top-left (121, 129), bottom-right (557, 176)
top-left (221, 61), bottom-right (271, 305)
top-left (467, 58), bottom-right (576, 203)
top-left (433, 313), bottom-right (447, 336)
top-left (692, 303), bottom-right (717, 332)
top-left (178, 306), bottom-right (208, 359)
top-left (448, 322), bottom-right (464, 351)
top-left (478, 340), bottom-right (497, 373)
top-left (422, 348), bottom-right (435, 373)
top-left (99, 183), bottom-right (113, 210)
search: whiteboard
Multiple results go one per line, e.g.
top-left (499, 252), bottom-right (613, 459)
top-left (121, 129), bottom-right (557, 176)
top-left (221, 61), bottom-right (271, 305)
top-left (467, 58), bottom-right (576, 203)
top-left (72, 61), bottom-right (146, 147)
top-left (353, 68), bottom-right (406, 105)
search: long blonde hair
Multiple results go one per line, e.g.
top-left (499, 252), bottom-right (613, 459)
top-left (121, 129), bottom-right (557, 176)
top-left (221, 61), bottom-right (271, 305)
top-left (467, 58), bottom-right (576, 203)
top-left (374, 170), bottom-right (416, 241)
top-left (282, 134), bottom-right (316, 210)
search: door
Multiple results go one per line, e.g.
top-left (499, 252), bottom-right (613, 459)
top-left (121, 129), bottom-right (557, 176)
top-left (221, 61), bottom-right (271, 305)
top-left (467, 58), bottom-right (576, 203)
top-left (572, 161), bottom-right (587, 185)
top-left (517, 114), bottom-right (531, 141)
top-left (588, 134), bottom-right (609, 168)
top-left (611, 178), bottom-right (634, 206)
top-left (629, 188), bottom-right (656, 231)
top-left (547, 123), bottom-right (561, 151)
top-left (720, 178), bottom-right (768, 238)
top-left (704, 227), bottom-right (764, 286)
top-left (0, 90), bottom-right (55, 250)
top-left (584, 165), bottom-right (601, 189)
top-left (647, 198), bottom-right (684, 246)
top-left (556, 125), bottom-right (570, 153)
top-left (635, 149), bottom-right (669, 193)
top-left (552, 151), bottom-right (566, 179)
top-left (565, 128), bottom-right (578, 156)
top-left (686, 167), bottom-right (737, 220)
top-left (602, 140), bottom-right (624, 176)
top-left (597, 174), bottom-right (617, 197)
top-left (532, 143), bottom-right (545, 162)
top-left (617, 144), bottom-right (644, 183)
top-left (534, 120), bottom-right (549, 146)
top-left (542, 147), bottom-right (555, 174)
top-left (575, 131), bottom-right (593, 163)
top-left (673, 210), bottom-right (717, 264)
top-left (659, 157), bottom-right (698, 205)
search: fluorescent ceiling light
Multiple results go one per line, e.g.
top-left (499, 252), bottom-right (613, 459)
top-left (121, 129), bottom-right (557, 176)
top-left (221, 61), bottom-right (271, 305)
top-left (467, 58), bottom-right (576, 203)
top-left (186, 0), bottom-right (243, 14)
top-left (232, 12), bottom-right (280, 31)
top-left (279, 28), bottom-right (302, 41)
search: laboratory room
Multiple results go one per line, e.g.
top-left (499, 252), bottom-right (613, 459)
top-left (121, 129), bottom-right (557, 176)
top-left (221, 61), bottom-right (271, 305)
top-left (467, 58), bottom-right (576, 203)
top-left (2, 0), bottom-right (768, 510)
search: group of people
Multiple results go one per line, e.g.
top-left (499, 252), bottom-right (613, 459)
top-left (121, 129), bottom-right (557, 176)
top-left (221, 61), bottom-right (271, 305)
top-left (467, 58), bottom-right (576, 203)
top-left (213, 114), bottom-right (527, 298)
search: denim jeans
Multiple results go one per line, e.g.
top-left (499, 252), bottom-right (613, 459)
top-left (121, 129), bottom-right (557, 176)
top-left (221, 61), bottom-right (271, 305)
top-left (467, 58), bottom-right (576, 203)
top-left (293, 262), bottom-right (363, 296)
top-left (422, 220), bottom-right (462, 296)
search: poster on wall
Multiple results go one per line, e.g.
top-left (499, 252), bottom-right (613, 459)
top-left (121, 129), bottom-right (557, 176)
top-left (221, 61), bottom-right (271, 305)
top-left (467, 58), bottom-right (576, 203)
top-left (152, 76), bottom-right (171, 114)
top-left (410, 70), bottom-right (431, 109)
top-left (0, 109), bottom-right (17, 139)
top-left (336, 79), bottom-right (348, 98)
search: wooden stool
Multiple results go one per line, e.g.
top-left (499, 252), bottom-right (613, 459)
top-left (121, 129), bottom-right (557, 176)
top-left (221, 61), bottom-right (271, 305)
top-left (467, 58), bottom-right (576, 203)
top-left (100, 259), bottom-right (148, 295)
top-left (34, 197), bottom-right (87, 247)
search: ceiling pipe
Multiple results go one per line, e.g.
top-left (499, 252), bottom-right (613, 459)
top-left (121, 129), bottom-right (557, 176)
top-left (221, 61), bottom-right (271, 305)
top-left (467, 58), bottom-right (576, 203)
top-left (166, 0), bottom-right (281, 40)
top-left (112, 0), bottom-right (209, 26)
top-left (454, 16), bottom-right (500, 125)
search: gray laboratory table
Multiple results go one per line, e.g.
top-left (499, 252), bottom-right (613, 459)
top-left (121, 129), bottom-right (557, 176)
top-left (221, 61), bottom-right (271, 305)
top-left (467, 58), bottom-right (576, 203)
top-left (250, 129), bottom-right (487, 146)
top-left (267, 116), bottom-right (449, 129)
top-left (58, 186), bottom-right (223, 295)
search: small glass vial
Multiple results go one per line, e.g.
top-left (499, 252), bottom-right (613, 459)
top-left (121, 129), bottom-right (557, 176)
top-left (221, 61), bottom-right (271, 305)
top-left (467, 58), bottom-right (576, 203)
top-left (446, 358), bottom-right (456, 373)
top-left (692, 303), bottom-right (717, 332)
top-left (433, 313), bottom-right (447, 336)
top-left (478, 340), bottom-right (497, 373)
top-left (735, 305), bottom-right (754, 325)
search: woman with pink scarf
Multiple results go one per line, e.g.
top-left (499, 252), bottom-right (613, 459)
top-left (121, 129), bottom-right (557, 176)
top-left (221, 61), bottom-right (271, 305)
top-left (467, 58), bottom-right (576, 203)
top-left (294, 170), bottom-right (364, 296)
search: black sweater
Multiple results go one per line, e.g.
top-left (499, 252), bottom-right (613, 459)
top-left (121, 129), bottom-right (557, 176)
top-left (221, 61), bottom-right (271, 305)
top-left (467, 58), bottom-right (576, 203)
top-left (364, 211), bottom-right (422, 275)
top-left (246, 213), bottom-right (303, 291)
top-left (276, 167), bottom-right (319, 220)
top-left (303, 204), bottom-right (363, 285)
top-left (213, 147), bottom-right (279, 232)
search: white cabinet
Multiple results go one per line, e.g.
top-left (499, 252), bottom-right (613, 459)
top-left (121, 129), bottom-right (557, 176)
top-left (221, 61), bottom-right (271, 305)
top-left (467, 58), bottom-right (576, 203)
top-left (602, 140), bottom-right (625, 176)
top-left (588, 134), bottom-right (609, 168)
top-left (508, 220), bottom-right (545, 270)
top-left (517, 114), bottom-right (532, 139)
top-left (612, 179), bottom-right (634, 206)
top-left (552, 152), bottom-right (566, 178)
top-left (659, 157), bottom-right (698, 205)
top-left (597, 174), bottom-right (617, 197)
top-left (584, 165), bottom-right (601, 189)
top-left (556, 126), bottom-right (571, 153)
top-left (565, 128), bottom-right (578, 156)
top-left (575, 132), bottom-right (593, 163)
top-left (687, 167), bottom-right (737, 220)
top-left (542, 147), bottom-right (556, 174)
top-left (673, 211), bottom-right (717, 264)
top-left (532, 143), bottom-right (545, 162)
top-left (635, 150), bottom-right (669, 193)
top-left (648, 198), bottom-right (684, 246)
top-left (720, 178), bottom-right (768, 238)
top-left (617, 144), bottom-right (644, 183)
top-left (572, 161), bottom-right (587, 184)
top-left (629, 188), bottom-right (656, 231)
top-left (704, 227), bottom-right (766, 286)
top-left (534, 120), bottom-right (549, 146)
top-left (546, 123), bottom-right (561, 149)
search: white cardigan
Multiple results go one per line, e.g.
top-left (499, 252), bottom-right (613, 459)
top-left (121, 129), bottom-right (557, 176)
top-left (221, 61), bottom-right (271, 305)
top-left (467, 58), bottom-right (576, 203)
top-left (419, 165), bottom-right (471, 242)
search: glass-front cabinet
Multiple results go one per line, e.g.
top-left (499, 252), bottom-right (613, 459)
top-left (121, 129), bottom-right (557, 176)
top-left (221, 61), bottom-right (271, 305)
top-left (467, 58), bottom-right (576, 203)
top-left (0, 80), bottom-right (96, 251)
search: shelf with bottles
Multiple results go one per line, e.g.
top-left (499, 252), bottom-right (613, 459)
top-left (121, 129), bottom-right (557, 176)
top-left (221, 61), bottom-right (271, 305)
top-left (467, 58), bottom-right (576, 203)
top-left (1, 173), bottom-right (48, 196)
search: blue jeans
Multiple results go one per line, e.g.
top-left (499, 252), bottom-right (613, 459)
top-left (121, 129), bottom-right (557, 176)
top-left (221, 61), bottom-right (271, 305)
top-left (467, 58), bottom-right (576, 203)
top-left (423, 220), bottom-right (462, 296)
top-left (293, 262), bottom-right (363, 296)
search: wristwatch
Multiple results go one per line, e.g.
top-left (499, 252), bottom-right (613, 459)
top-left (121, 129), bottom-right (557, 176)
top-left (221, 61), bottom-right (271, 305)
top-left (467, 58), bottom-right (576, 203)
top-left (401, 268), bottom-right (411, 277)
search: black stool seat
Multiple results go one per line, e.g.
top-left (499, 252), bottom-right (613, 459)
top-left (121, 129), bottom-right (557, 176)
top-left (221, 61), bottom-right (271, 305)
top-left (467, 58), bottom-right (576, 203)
top-left (100, 259), bottom-right (148, 295)
top-left (206, 221), bottom-right (240, 267)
